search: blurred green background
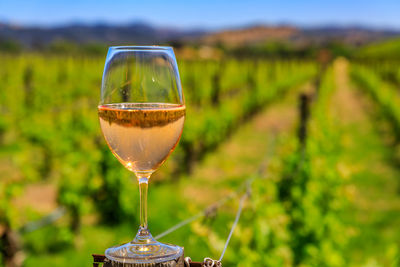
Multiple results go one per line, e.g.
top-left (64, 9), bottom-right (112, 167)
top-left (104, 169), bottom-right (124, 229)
top-left (0, 1), bottom-right (400, 266)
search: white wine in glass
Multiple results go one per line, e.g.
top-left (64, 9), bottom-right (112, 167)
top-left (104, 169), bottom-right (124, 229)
top-left (99, 103), bottom-right (185, 173)
top-left (98, 46), bottom-right (185, 263)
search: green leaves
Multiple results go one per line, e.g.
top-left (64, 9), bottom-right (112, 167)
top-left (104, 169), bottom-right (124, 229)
top-left (0, 54), bottom-right (316, 265)
top-left (351, 65), bottom-right (400, 138)
top-left (225, 67), bottom-right (348, 266)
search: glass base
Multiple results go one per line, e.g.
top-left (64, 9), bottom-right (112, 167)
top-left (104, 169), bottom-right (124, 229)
top-left (105, 230), bottom-right (183, 264)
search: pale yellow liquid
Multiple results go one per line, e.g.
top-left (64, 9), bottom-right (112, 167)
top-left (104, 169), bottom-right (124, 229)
top-left (98, 103), bottom-right (185, 176)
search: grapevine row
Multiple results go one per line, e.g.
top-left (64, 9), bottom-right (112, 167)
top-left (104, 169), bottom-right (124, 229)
top-left (0, 55), bottom-right (316, 261)
top-left (202, 66), bottom-right (348, 266)
top-left (351, 64), bottom-right (400, 139)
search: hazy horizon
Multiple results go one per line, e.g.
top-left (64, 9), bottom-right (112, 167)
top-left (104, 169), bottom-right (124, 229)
top-left (1, 19), bottom-right (400, 32)
top-left (1, 0), bottom-right (400, 30)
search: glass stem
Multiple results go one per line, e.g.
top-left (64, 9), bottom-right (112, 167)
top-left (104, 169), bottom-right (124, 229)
top-left (139, 177), bottom-right (148, 231)
top-left (134, 175), bottom-right (154, 243)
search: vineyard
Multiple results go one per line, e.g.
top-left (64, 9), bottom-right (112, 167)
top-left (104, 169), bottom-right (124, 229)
top-left (0, 50), bottom-right (400, 266)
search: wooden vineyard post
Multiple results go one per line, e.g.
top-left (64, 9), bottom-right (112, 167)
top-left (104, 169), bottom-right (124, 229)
top-left (297, 93), bottom-right (311, 149)
top-left (92, 254), bottom-right (185, 267)
top-left (0, 224), bottom-right (24, 267)
top-left (92, 254), bottom-right (204, 267)
top-left (315, 49), bottom-right (331, 97)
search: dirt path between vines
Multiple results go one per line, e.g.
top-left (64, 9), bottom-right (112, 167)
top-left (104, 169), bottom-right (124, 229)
top-left (180, 82), bottom-right (313, 206)
top-left (332, 58), bottom-right (400, 266)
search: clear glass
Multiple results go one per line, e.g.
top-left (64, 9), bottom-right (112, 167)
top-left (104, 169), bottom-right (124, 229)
top-left (98, 46), bottom-right (184, 263)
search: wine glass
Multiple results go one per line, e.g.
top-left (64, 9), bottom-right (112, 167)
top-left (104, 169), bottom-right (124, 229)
top-left (98, 46), bottom-right (185, 263)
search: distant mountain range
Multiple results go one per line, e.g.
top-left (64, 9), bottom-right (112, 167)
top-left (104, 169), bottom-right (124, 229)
top-left (0, 21), bottom-right (399, 48)
top-left (0, 22), bottom-right (205, 48)
top-left (201, 25), bottom-right (400, 47)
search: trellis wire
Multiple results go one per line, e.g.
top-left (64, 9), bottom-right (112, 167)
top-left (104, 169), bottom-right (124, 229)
top-left (156, 137), bottom-right (276, 264)
top-left (154, 189), bottom-right (241, 240)
top-left (219, 187), bottom-right (250, 262)
top-left (19, 206), bottom-right (66, 233)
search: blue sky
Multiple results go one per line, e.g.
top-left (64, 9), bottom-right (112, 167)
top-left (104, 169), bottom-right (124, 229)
top-left (0, 0), bottom-right (399, 29)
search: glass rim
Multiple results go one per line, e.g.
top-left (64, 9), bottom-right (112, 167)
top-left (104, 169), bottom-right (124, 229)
top-left (109, 45), bottom-right (173, 51)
